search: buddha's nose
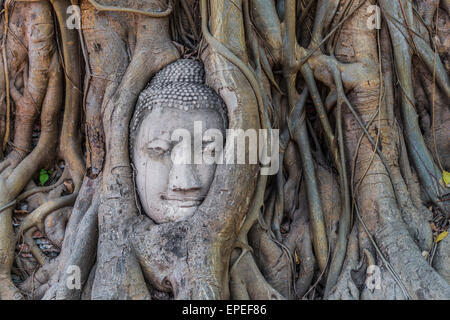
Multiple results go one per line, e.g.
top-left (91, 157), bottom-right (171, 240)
top-left (168, 164), bottom-right (202, 192)
top-left (168, 143), bottom-right (202, 192)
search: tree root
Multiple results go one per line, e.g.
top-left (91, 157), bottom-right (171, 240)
top-left (23, 227), bottom-right (48, 267)
top-left (16, 190), bottom-right (79, 239)
top-left (229, 248), bottom-right (285, 300)
top-left (56, 196), bottom-right (99, 299)
top-left (0, 0), bottom-right (448, 301)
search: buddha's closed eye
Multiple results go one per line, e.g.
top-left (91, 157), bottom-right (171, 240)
top-left (147, 138), bottom-right (218, 158)
top-left (147, 139), bottom-right (171, 156)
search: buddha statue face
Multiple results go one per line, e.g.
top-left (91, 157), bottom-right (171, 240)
top-left (130, 59), bottom-right (227, 224)
top-left (133, 107), bottom-right (224, 223)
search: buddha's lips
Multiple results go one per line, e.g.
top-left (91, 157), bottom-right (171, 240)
top-left (160, 194), bottom-right (203, 207)
top-left (166, 200), bottom-right (202, 208)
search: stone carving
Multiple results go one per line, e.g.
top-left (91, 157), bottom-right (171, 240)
top-left (130, 59), bottom-right (228, 223)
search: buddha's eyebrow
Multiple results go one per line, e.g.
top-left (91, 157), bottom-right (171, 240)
top-left (148, 137), bottom-right (168, 143)
top-left (149, 132), bottom-right (171, 143)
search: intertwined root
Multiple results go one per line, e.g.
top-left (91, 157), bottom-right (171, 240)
top-left (0, 0), bottom-right (449, 300)
top-left (0, 0), bottom-right (83, 299)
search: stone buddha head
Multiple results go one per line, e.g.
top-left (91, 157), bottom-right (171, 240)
top-left (130, 59), bottom-right (228, 224)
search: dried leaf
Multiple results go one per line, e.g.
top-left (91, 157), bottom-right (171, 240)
top-left (64, 179), bottom-right (74, 194)
top-left (430, 222), bottom-right (438, 232)
top-left (13, 209), bottom-right (28, 215)
top-left (436, 231), bottom-right (448, 243)
top-left (33, 230), bottom-right (44, 238)
top-left (294, 249), bottom-right (300, 265)
top-left (443, 171), bottom-right (450, 187)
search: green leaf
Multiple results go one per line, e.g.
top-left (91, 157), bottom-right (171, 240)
top-left (39, 169), bottom-right (50, 186)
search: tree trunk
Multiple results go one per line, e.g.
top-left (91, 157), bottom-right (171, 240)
top-left (0, 0), bottom-right (448, 300)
